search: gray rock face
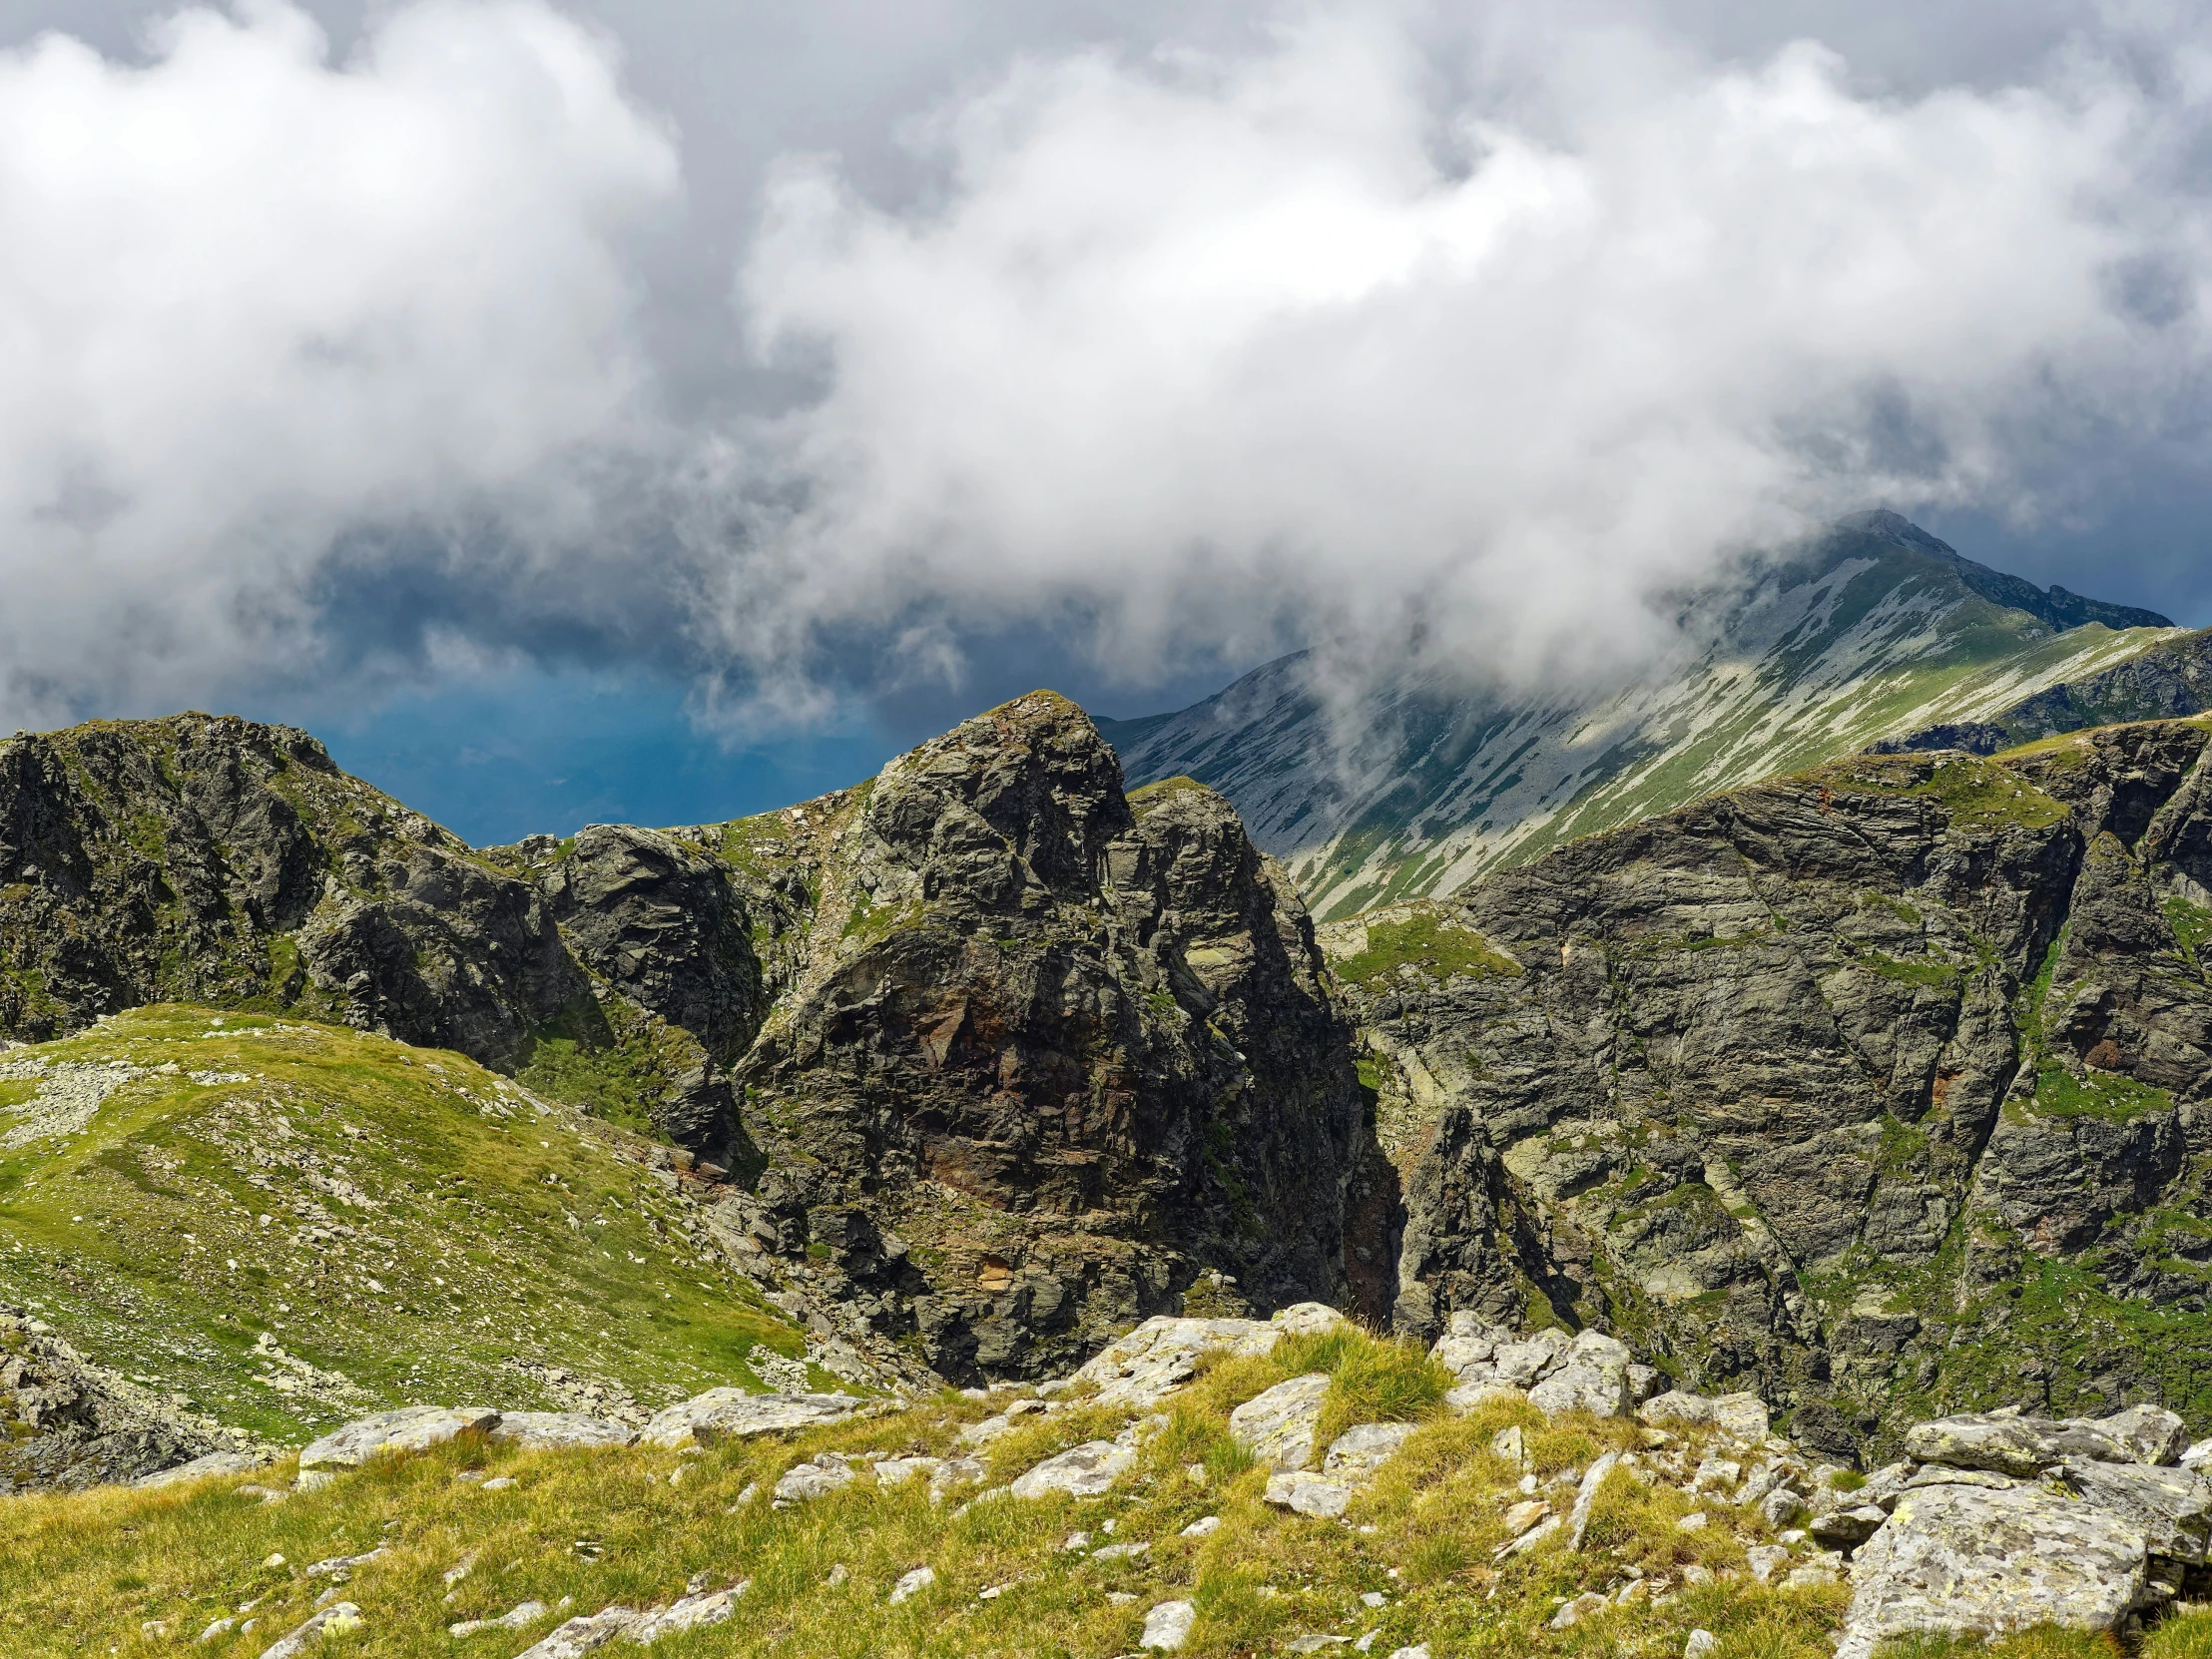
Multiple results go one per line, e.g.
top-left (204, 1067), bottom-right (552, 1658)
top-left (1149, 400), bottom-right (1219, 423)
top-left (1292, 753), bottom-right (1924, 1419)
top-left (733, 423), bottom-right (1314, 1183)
top-left (1069, 1308), bottom-right (1329, 1407)
top-left (726, 694), bottom-right (1396, 1381)
top-left (1322, 1422), bottom-right (1416, 1481)
top-left (1229, 1374), bottom-right (1332, 1472)
top-left (1903, 1411), bottom-right (2165, 1477)
top-left (298, 1405), bottom-right (499, 1469)
top-left (488, 1412), bottom-right (637, 1451)
top-left (1327, 725), bottom-right (2212, 1458)
top-left (638, 1389), bottom-right (859, 1450)
top-left (0, 1309), bottom-right (267, 1492)
top-left (1839, 1481), bottom-right (2149, 1650)
top-left (1009, 1437), bottom-right (1136, 1499)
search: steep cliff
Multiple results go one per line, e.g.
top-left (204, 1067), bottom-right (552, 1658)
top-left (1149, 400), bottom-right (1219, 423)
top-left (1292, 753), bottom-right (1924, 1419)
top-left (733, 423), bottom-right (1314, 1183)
top-left (697, 695), bottom-right (1390, 1380)
top-left (1329, 718), bottom-right (2212, 1461)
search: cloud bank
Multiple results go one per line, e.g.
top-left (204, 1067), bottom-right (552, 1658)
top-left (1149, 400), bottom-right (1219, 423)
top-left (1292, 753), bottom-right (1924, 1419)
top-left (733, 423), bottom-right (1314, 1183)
top-left (1, 0), bottom-right (2210, 733)
top-left (0, 0), bottom-right (676, 726)
top-left (733, 7), bottom-right (2212, 701)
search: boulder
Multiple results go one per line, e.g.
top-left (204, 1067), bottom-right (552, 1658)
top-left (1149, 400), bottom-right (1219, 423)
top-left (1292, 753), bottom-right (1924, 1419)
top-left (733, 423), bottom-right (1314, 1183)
top-left (638, 1390), bottom-right (858, 1450)
top-left (1229, 1374), bottom-right (1333, 1472)
top-left (2057, 1458), bottom-right (2212, 1562)
top-left (514, 1607), bottom-right (642, 1658)
top-left (1529, 1365), bottom-right (1627, 1419)
top-left (1141, 1600), bottom-right (1198, 1651)
top-left (298, 1406), bottom-right (499, 1470)
top-left (1009, 1439), bottom-right (1136, 1499)
top-left (1322, 1422), bottom-right (1415, 1482)
top-left (1636, 1390), bottom-right (1768, 1441)
top-left (489, 1412), bottom-right (637, 1451)
top-left (1264, 1471), bottom-right (1356, 1518)
top-left (1905, 1412), bottom-right (2150, 1477)
top-left (2096, 1405), bottom-right (2191, 1466)
top-left (1067, 1317), bottom-right (1284, 1408)
top-left (1837, 1480), bottom-right (2149, 1656)
top-left (630, 1584), bottom-right (746, 1641)
top-left (1489, 1330), bottom-right (1571, 1387)
top-left (775, 1455), bottom-right (857, 1505)
top-left (132, 1449), bottom-right (267, 1489)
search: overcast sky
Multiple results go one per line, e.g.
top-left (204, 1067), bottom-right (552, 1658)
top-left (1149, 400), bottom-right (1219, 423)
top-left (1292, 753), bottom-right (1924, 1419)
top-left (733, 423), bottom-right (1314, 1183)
top-left (0, 0), bottom-right (2207, 837)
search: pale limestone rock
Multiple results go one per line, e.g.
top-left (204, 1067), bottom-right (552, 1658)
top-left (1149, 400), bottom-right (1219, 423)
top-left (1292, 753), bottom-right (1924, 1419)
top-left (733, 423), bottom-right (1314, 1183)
top-left (1838, 1480), bottom-right (2148, 1653)
top-left (888, 1566), bottom-right (935, 1605)
top-left (1322, 1422), bottom-right (1415, 1482)
top-left (775, 1455), bottom-right (857, 1505)
top-left (1230, 1374), bottom-right (1332, 1472)
top-left (1636, 1390), bottom-right (1768, 1441)
top-left (1009, 1439), bottom-right (1135, 1499)
top-left (1548, 1591), bottom-right (1609, 1630)
top-left (1141, 1599), bottom-right (1198, 1651)
top-left (1265, 1471), bottom-right (1356, 1518)
top-left (489, 1412), bottom-right (636, 1450)
top-left (1529, 1364), bottom-right (1627, 1419)
top-left (2056, 1458), bottom-right (2212, 1562)
top-left (134, 1449), bottom-right (268, 1488)
top-left (298, 1406), bottom-right (498, 1469)
top-left (638, 1390), bottom-right (857, 1450)
top-left (1066, 1317), bottom-right (1282, 1408)
top-left (447, 1602), bottom-right (548, 1638)
top-left (1567, 1451), bottom-right (1619, 1549)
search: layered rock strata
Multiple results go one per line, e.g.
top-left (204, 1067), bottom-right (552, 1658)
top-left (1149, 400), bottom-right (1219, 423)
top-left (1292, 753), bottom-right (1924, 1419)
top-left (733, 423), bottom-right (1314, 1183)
top-left (1330, 720), bottom-right (2212, 1460)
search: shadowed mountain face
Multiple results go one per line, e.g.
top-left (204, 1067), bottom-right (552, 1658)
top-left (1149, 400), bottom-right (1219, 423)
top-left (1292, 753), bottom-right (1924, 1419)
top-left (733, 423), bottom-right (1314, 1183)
top-left (1103, 512), bottom-right (2183, 920)
top-left (0, 698), bottom-right (1395, 1384)
top-left (1330, 719), bottom-right (2212, 1462)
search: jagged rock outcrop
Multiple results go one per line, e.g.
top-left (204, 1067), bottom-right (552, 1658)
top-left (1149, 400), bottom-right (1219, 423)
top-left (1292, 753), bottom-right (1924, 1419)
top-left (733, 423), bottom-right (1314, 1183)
top-left (0, 698), bottom-right (1390, 1390)
top-left (710, 694), bottom-right (1393, 1380)
top-left (1330, 721), bottom-right (2212, 1462)
top-left (0, 1308), bottom-right (266, 1491)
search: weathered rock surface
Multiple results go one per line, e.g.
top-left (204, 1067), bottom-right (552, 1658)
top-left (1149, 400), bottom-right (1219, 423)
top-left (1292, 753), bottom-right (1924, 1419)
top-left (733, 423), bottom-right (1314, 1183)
top-left (638, 1389), bottom-right (859, 1450)
top-left (298, 1405), bottom-right (499, 1469)
top-left (1009, 1437), bottom-right (1137, 1500)
top-left (723, 695), bottom-right (1395, 1380)
top-left (1838, 1482), bottom-right (2149, 1652)
top-left (0, 1308), bottom-right (267, 1492)
top-left (1069, 1307), bottom-right (1333, 1407)
top-left (489, 1412), bottom-right (637, 1451)
top-left (1329, 723), bottom-right (2212, 1459)
top-left (1229, 1374), bottom-right (1332, 1471)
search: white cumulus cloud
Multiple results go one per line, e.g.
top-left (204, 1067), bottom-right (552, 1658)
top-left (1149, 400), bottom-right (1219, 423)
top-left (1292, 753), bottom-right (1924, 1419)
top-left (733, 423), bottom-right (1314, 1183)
top-left (0, 0), bottom-right (677, 726)
top-left (727, 5), bottom-right (2212, 701)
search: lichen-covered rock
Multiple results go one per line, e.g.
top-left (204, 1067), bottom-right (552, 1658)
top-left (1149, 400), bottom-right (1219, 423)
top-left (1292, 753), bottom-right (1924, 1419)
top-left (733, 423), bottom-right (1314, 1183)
top-left (1264, 1471), bottom-right (1356, 1518)
top-left (298, 1405), bottom-right (499, 1470)
top-left (1068, 1314), bottom-right (1285, 1407)
top-left (1838, 1481), bottom-right (2149, 1653)
top-left (1230, 1374), bottom-right (1332, 1472)
top-left (1009, 1438), bottom-right (1136, 1499)
top-left (1638, 1391), bottom-right (1769, 1442)
top-left (2055, 1458), bottom-right (2212, 1562)
top-left (638, 1390), bottom-right (858, 1450)
top-left (1322, 1422), bottom-right (1416, 1481)
top-left (488, 1412), bottom-right (636, 1451)
top-left (1904, 1411), bottom-right (2153, 1477)
top-left (1529, 1364), bottom-right (1627, 1420)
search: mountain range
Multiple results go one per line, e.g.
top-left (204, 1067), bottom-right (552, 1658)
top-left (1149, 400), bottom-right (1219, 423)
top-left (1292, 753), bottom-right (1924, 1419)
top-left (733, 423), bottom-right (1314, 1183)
top-left (4, 512), bottom-right (2211, 1492)
top-left (1102, 511), bottom-right (2206, 919)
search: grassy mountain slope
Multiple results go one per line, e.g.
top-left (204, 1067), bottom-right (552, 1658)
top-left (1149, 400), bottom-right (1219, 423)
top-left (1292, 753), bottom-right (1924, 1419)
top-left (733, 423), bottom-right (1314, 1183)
top-left (1, 1328), bottom-right (1850, 1659)
top-left (0, 1005), bottom-right (818, 1453)
top-left (1104, 514), bottom-right (2182, 919)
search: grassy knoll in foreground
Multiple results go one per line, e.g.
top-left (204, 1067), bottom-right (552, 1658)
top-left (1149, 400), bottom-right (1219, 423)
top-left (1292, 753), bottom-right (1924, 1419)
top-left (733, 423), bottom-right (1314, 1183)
top-left (0, 1005), bottom-right (811, 1448)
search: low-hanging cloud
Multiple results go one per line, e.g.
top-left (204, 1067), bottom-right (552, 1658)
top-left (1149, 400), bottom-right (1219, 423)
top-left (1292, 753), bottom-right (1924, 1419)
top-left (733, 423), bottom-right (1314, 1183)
top-left (729, 5), bottom-right (2212, 704)
top-left (2, 0), bottom-right (2211, 738)
top-left (0, 0), bottom-right (677, 728)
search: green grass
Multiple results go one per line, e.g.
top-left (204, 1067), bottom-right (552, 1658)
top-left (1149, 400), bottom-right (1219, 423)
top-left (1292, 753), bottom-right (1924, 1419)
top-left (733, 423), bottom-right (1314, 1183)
top-left (0, 1360), bottom-right (1854, 1658)
top-left (2024, 1062), bottom-right (2175, 1124)
top-left (1333, 906), bottom-right (1521, 990)
top-left (0, 1005), bottom-right (808, 1450)
top-left (1829, 754), bottom-right (2070, 832)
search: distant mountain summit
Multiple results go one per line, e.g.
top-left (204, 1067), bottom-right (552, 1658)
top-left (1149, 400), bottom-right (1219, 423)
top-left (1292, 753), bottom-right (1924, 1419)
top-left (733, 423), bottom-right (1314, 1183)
top-left (1101, 512), bottom-right (2189, 918)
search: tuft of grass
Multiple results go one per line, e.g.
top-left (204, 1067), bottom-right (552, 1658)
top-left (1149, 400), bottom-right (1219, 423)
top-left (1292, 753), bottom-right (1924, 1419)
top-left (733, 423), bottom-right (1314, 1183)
top-left (1333, 906), bottom-right (1521, 990)
top-left (2027, 1062), bottom-right (2175, 1124)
